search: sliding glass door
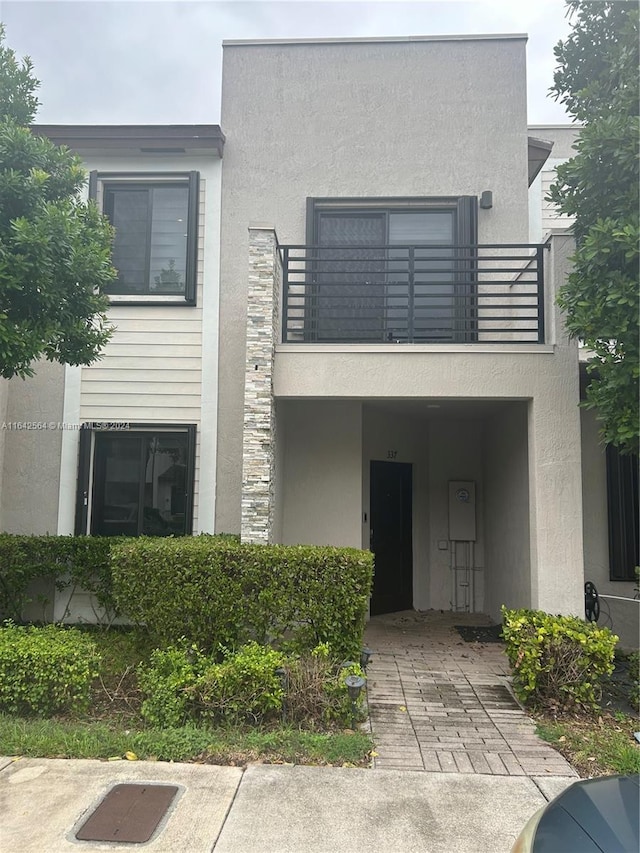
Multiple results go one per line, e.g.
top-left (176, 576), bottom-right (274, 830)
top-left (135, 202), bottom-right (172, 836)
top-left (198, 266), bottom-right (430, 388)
top-left (310, 199), bottom-right (476, 342)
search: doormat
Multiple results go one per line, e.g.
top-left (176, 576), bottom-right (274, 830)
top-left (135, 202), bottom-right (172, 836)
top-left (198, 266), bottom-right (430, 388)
top-left (455, 624), bottom-right (504, 643)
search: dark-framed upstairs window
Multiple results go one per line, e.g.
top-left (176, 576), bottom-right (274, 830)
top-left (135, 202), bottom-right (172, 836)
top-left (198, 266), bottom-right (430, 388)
top-left (305, 196), bottom-right (477, 343)
top-left (75, 424), bottom-right (196, 537)
top-left (90, 171), bottom-right (199, 305)
top-left (606, 446), bottom-right (639, 581)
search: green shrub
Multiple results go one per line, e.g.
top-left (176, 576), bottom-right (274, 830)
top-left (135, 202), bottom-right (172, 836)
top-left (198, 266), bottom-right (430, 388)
top-left (138, 645), bottom-right (203, 728)
top-left (138, 642), bottom-right (284, 727)
top-left (111, 538), bottom-right (373, 658)
top-left (197, 642), bottom-right (285, 724)
top-left (0, 534), bottom-right (122, 623)
top-left (501, 607), bottom-right (618, 711)
top-left (0, 623), bottom-right (100, 716)
top-left (283, 645), bottom-right (365, 727)
top-left (137, 641), bottom-right (363, 729)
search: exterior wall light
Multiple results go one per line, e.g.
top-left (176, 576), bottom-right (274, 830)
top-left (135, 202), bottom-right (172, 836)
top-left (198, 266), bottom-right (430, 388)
top-left (480, 190), bottom-right (493, 209)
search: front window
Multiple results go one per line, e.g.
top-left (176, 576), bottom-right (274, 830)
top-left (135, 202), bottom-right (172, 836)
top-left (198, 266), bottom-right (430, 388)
top-left (76, 425), bottom-right (196, 536)
top-left (92, 172), bottom-right (199, 305)
top-left (607, 446), bottom-right (639, 581)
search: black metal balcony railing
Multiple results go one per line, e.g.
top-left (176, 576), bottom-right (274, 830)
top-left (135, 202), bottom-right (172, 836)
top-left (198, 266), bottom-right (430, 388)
top-left (280, 243), bottom-right (546, 344)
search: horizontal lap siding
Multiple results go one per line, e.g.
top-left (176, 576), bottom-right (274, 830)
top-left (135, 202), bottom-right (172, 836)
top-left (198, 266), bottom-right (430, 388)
top-left (80, 382), bottom-right (201, 396)
top-left (79, 181), bottom-right (207, 532)
top-left (541, 171), bottom-right (574, 233)
top-left (88, 357), bottom-right (203, 371)
top-left (80, 369), bottom-right (202, 383)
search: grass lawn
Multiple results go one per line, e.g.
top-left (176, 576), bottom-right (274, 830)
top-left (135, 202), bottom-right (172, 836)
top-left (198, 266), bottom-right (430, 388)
top-left (0, 627), bottom-right (374, 768)
top-left (535, 710), bottom-right (640, 778)
top-left (532, 652), bottom-right (639, 778)
top-left (0, 715), bottom-right (372, 767)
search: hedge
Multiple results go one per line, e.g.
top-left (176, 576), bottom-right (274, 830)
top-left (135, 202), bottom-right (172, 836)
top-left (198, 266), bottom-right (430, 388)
top-left (0, 623), bottom-right (100, 716)
top-left (0, 535), bottom-right (121, 623)
top-left (501, 606), bottom-right (618, 711)
top-left (111, 537), bottom-right (373, 658)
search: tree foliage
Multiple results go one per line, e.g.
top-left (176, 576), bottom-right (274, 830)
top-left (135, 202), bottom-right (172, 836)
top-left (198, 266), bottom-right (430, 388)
top-left (0, 24), bottom-right (115, 379)
top-left (549, 1), bottom-right (639, 452)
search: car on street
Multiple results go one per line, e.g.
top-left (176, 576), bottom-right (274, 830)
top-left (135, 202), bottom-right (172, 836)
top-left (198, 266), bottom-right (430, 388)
top-left (511, 774), bottom-right (640, 852)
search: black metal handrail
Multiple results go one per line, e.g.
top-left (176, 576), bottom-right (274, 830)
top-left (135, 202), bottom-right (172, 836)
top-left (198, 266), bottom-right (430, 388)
top-left (280, 243), bottom-right (547, 344)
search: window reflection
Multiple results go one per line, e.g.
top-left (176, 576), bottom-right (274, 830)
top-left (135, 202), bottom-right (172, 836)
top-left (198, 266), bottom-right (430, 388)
top-left (91, 431), bottom-right (190, 536)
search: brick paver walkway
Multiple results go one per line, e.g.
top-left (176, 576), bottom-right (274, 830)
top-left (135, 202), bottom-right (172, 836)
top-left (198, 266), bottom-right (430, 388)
top-left (364, 611), bottom-right (578, 777)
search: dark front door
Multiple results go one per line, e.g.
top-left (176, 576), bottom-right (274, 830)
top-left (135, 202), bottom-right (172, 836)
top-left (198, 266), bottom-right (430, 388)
top-left (370, 461), bottom-right (413, 615)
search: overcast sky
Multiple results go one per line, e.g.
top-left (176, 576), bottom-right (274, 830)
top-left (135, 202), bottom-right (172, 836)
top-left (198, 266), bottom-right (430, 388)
top-left (1, 0), bottom-right (574, 126)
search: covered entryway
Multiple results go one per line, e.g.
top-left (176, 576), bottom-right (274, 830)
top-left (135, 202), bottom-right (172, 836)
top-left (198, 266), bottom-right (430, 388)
top-left (273, 398), bottom-right (534, 624)
top-left (361, 399), bottom-right (532, 619)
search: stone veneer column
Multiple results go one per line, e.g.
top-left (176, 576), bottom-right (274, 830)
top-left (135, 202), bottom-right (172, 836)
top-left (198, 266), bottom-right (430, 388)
top-left (241, 226), bottom-right (281, 543)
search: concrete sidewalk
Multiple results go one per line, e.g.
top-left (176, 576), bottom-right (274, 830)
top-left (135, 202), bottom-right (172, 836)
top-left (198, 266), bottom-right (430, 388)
top-left (0, 756), bottom-right (576, 853)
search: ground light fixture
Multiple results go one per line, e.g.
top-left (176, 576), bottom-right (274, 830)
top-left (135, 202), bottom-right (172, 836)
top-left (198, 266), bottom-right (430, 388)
top-left (360, 647), bottom-right (373, 670)
top-left (344, 674), bottom-right (366, 729)
top-left (274, 666), bottom-right (288, 722)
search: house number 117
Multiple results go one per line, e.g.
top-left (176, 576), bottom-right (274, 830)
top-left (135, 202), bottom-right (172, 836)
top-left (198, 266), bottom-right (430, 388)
top-left (387, 450), bottom-right (397, 459)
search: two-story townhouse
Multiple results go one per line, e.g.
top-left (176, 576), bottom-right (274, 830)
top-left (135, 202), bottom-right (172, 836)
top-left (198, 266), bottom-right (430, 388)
top-left (216, 34), bottom-right (616, 629)
top-left (0, 124), bottom-right (224, 619)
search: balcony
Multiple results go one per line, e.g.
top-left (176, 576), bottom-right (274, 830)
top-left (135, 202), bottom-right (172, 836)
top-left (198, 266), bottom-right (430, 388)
top-left (280, 243), bottom-right (547, 345)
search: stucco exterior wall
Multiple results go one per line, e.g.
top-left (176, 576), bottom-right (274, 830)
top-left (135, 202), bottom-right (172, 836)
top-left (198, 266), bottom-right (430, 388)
top-left (275, 349), bottom-right (564, 401)
top-left (218, 35), bottom-right (530, 532)
top-left (483, 403), bottom-right (531, 621)
top-left (1, 360), bottom-right (65, 534)
top-left (527, 237), bottom-right (583, 617)
top-left (581, 408), bottom-right (639, 650)
top-left (272, 399), bottom-right (285, 544)
top-left (426, 420), bottom-right (486, 612)
top-left (278, 400), bottom-right (362, 547)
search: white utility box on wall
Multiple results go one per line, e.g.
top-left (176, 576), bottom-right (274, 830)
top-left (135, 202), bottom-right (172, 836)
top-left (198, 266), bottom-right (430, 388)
top-left (448, 481), bottom-right (476, 542)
